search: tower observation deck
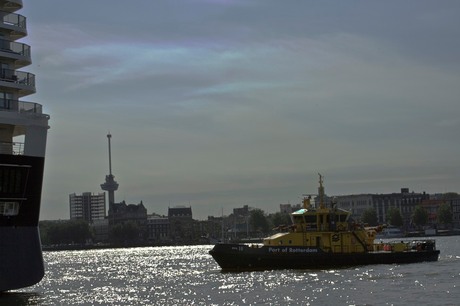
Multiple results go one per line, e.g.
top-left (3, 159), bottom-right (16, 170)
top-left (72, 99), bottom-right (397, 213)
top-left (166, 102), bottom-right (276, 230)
top-left (101, 133), bottom-right (118, 205)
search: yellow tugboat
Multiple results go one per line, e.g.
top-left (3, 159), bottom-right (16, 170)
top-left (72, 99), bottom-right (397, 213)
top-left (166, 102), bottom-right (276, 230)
top-left (209, 174), bottom-right (440, 271)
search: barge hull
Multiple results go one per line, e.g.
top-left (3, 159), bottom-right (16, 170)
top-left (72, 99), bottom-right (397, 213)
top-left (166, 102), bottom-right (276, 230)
top-left (0, 154), bottom-right (46, 291)
top-left (209, 244), bottom-right (440, 271)
top-left (0, 227), bottom-right (45, 291)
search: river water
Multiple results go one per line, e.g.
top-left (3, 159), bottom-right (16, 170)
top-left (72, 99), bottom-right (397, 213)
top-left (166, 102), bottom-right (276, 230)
top-left (1, 236), bottom-right (459, 305)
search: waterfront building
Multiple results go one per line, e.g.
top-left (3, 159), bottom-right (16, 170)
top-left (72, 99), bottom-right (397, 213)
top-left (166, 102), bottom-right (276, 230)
top-left (335, 188), bottom-right (428, 229)
top-left (168, 206), bottom-right (194, 243)
top-left (420, 198), bottom-right (445, 228)
top-left (91, 218), bottom-right (109, 243)
top-left (205, 216), bottom-right (225, 242)
top-left (108, 200), bottom-right (147, 226)
top-left (372, 189), bottom-right (428, 229)
top-left (279, 203), bottom-right (291, 214)
top-left (228, 205), bottom-right (252, 238)
top-left (147, 215), bottom-right (169, 243)
top-left (69, 192), bottom-right (106, 222)
top-left (108, 200), bottom-right (148, 243)
top-left (233, 205), bottom-right (249, 216)
top-left (451, 198), bottom-right (460, 229)
top-left (334, 194), bottom-right (373, 222)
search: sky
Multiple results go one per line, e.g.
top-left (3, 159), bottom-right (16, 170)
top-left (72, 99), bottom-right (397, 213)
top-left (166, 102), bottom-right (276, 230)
top-left (19, 0), bottom-right (460, 220)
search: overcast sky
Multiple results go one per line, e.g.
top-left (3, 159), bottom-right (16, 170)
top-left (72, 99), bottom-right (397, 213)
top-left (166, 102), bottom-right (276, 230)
top-left (21, 0), bottom-right (460, 220)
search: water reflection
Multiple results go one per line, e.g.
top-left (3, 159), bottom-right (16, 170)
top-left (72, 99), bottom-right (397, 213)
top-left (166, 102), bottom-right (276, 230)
top-left (0, 292), bottom-right (43, 306)
top-left (7, 238), bottom-right (460, 305)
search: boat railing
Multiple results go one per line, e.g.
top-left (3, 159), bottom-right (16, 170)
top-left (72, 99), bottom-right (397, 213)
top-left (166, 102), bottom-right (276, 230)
top-left (18, 100), bottom-right (42, 113)
top-left (0, 98), bottom-right (43, 114)
top-left (0, 68), bottom-right (35, 86)
top-left (1, 10), bottom-right (26, 29)
top-left (373, 239), bottom-right (436, 253)
top-left (0, 141), bottom-right (24, 155)
top-left (0, 38), bottom-right (30, 57)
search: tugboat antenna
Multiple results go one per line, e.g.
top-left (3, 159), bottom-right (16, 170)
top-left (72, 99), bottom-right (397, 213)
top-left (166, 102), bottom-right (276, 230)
top-left (318, 173), bottom-right (325, 209)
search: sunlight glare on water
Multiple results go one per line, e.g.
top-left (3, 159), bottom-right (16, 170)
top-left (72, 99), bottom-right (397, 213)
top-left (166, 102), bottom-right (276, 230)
top-left (2, 236), bottom-right (458, 305)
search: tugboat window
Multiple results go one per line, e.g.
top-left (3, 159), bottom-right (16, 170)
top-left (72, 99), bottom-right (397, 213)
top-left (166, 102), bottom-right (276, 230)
top-left (294, 216), bottom-right (303, 224)
top-left (0, 201), bottom-right (19, 216)
top-left (316, 237), bottom-right (321, 247)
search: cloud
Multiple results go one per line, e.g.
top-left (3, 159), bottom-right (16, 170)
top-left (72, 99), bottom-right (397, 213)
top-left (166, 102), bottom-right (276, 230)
top-left (20, 1), bottom-right (460, 220)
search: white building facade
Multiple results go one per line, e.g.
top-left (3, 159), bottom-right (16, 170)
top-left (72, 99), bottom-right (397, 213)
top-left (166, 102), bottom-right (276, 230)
top-left (69, 192), bottom-right (106, 222)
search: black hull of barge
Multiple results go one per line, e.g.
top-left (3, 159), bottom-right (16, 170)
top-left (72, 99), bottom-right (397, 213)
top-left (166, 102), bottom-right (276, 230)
top-left (209, 244), bottom-right (440, 271)
top-left (0, 154), bottom-right (46, 291)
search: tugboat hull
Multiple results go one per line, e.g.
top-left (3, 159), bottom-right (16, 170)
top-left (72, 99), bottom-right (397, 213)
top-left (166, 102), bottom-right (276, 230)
top-left (209, 175), bottom-right (441, 272)
top-left (209, 244), bottom-right (440, 271)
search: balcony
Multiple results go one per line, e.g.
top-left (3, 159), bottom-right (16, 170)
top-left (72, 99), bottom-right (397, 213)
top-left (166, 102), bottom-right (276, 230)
top-left (0, 68), bottom-right (35, 96)
top-left (0, 10), bottom-right (26, 39)
top-left (0, 100), bottom-right (47, 148)
top-left (0, 38), bottom-right (31, 67)
top-left (0, 141), bottom-right (23, 155)
top-left (0, 1), bottom-right (23, 13)
top-left (0, 98), bottom-right (43, 114)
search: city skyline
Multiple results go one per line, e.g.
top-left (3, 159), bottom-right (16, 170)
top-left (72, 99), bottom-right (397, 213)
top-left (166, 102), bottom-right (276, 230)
top-left (20, 1), bottom-right (460, 220)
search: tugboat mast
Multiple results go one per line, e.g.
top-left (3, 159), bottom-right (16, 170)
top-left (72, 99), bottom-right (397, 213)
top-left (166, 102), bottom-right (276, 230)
top-left (318, 173), bottom-right (325, 209)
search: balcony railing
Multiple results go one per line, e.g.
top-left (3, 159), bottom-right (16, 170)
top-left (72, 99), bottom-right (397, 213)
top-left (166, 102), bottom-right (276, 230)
top-left (0, 141), bottom-right (23, 155)
top-left (0, 38), bottom-right (30, 58)
top-left (0, 10), bottom-right (26, 29)
top-left (0, 98), bottom-right (43, 114)
top-left (0, 68), bottom-right (35, 87)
